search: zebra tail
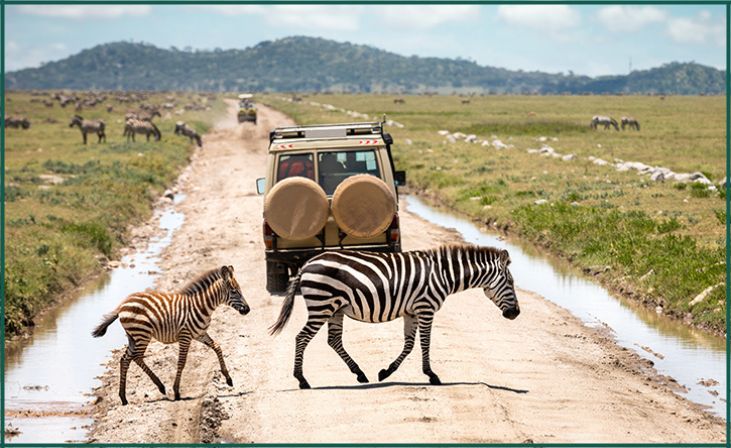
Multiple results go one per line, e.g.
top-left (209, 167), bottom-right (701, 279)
top-left (269, 270), bottom-right (301, 336)
top-left (92, 310), bottom-right (119, 338)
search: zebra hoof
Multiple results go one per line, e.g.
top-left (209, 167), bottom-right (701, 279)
top-left (226, 378), bottom-right (233, 387)
top-left (158, 385), bottom-right (166, 394)
top-left (378, 369), bottom-right (392, 382)
top-left (356, 372), bottom-right (369, 384)
top-left (120, 398), bottom-right (128, 406)
top-left (298, 380), bottom-right (311, 390)
top-left (429, 375), bottom-right (442, 386)
top-left (174, 392), bottom-right (181, 401)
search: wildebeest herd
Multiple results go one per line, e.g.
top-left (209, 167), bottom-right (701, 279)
top-left (5, 91), bottom-right (206, 147)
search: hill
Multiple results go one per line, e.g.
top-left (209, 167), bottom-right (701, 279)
top-left (5, 36), bottom-right (725, 94)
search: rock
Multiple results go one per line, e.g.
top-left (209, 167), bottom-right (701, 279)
top-left (108, 261), bottom-right (120, 268)
top-left (453, 132), bottom-right (466, 139)
top-left (592, 158), bottom-right (609, 166)
top-left (534, 199), bottom-right (548, 205)
top-left (481, 141), bottom-right (491, 147)
top-left (655, 306), bottom-right (663, 315)
top-left (650, 171), bottom-right (665, 182)
top-left (492, 139), bottom-right (509, 150)
top-left (538, 136), bottom-right (547, 142)
top-left (562, 154), bottom-right (575, 161)
top-left (446, 135), bottom-right (457, 144)
top-left (437, 130), bottom-right (450, 136)
top-left (163, 189), bottom-right (175, 200)
top-left (689, 282), bottom-right (724, 307)
top-left (465, 134), bottom-right (478, 143)
top-left (570, 201), bottom-right (580, 207)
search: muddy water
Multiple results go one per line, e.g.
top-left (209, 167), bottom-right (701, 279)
top-left (4, 202), bottom-right (185, 443)
top-left (406, 195), bottom-right (726, 417)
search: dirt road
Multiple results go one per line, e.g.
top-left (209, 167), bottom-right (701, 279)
top-left (89, 103), bottom-right (724, 443)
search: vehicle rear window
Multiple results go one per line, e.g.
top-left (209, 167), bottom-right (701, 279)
top-left (277, 153), bottom-right (315, 181)
top-left (318, 150), bottom-right (380, 195)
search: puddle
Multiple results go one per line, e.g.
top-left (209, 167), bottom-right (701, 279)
top-left (406, 195), bottom-right (726, 417)
top-left (4, 197), bottom-right (185, 443)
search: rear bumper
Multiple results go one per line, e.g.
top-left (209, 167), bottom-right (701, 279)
top-left (266, 243), bottom-right (401, 269)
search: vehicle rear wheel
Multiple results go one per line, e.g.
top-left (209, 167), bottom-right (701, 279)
top-left (266, 261), bottom-right (289, 294)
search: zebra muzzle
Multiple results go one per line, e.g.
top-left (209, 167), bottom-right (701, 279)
top-left (502, 306), bottom-right (520, 320)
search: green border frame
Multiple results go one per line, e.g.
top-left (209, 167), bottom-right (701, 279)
top-left (1, 1), bottom-right (729, 446)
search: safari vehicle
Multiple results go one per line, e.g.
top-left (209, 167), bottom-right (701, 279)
top-left (256, 120), bottom-right (406, 292)
top-left (237, 93), bottom-right (257, 124)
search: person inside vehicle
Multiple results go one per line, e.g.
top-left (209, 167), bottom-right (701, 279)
top-left (278, 154), bottom-right (314, 180)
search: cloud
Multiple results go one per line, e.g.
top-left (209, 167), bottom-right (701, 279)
top-left (597, 6), bottom-right (667, 32)
top-left (379, 6), bottom-right (479, 29)
top-left (5, 41), bottom-right (72, 71)
top-left (666, 13), bottom-right (724, 45)
top-left (16, 5), bottom-right (151, 19)
top-left (497, 5), bottom-right (580, 32)
top-left (196, 5), bottom-right (363, 32)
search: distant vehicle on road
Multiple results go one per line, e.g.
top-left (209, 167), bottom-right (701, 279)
top-left (238, 93), bottom-right (257, 124)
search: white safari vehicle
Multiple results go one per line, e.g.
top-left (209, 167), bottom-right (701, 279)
top-left (256, 120), bottom-right (406, 292)
top-left (237, 93), bottom-right (257, 124)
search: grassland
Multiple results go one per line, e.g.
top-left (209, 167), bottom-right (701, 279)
top-left (263, 94), bottom-right (726, 334)
top-left (4, 91), bottom-right (225, 336)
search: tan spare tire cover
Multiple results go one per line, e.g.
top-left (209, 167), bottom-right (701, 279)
top-left (264, 177), bottom-right (329, 240)
top-left (332, 174), bottom-right (396, 238)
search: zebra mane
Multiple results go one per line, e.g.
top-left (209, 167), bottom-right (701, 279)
top-left (431, 244), bottom-right (502, 257)
top-left (178, 268), bottom-right (223, 295)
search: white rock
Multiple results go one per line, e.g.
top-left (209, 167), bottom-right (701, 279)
top-left (562, 154), bottom-right (575, 161)
top-left (538, 136), bottom-right (548, 142)
top-left (534, 199), bottom-right (548, 205)
top-left (481, 141), bottom-right (491, 147)
top-left (592, 158), bottom-right (609, 166)
top-left (453, 132), bottom-right (466, 139)
top-left (527, 148), bottom-right (540, 154)
top-left (492, 139), bottom-right (509, 150)
top-left (465, 134), bottom-right (478, 143)
top-left (437, 130), bottom-right (450, 136)
top-left (650, 171), bottom-right (665, 182)
top-left (446, 135), bottom-right (457, 144)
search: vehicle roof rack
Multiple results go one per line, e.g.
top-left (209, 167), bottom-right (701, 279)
top-left (270, 121), bottom-right (384, 142)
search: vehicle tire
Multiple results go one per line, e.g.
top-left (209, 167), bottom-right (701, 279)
top-left (266, 261), bottom-right (289, 293)
top-left (264, 177), bottom-right (329, 240)
top-left (331, 174), bottom-right (396, 238)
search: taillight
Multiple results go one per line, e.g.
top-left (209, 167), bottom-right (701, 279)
top-left (387, 213), bottom-right (400, 243)
top-left (263, 220), bottom-right (275, 250)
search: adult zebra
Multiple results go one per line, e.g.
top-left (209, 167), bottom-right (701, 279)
top-left (590, 115), bottom-right (619, 131)
top-left (92, 266), bottom-right (250, 405)
top-left (270, 245), bottom-right (520, 389)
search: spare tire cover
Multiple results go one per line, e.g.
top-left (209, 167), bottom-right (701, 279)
top-left (264, 177), bottom-right (329, 240)
top-left (331, 174), bottom-right (396, 238)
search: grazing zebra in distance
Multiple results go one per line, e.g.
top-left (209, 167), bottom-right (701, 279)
top-left (174, 121), bottom-right (203, 147)
top-left (125, 110), bottom-right (161, 122)
top-left (621, 116), bottom-right (640, 131)
top-left (69, 115), bottom-right (106, 144)
top-left (92, 266), bottom-right (250, 405)
top-left (270, 245), bottom-right (520, 389)
top-left (5, 116), bottom-right (31, 129)
top-left (124, 118), bottom-right (161, 142)
top-left (590, 115), bottom-right (619, 130)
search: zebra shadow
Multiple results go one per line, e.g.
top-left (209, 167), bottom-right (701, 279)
top-left (146, 389), bottom-right (251, 403)
top-left (282, 381), bottom-right (528, 394)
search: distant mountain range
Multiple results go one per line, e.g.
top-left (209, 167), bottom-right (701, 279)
top-left (5, 36), bottom-right (725, 95)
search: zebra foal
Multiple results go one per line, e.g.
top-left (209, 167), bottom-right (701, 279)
top-left (270, 245), bottom-right (520, 389)
top-left (92, 266), bottom-right (250, 405)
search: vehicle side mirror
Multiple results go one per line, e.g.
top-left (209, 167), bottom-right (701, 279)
top-left (256, 178), bottom-right (266, 195)
top-left (394, 170), bottom-right (406, 186)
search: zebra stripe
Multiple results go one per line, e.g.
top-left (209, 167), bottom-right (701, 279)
top-left (92, 265), bottom-right (250, 405)
top-left (270, 245), bottom-right (520, 389)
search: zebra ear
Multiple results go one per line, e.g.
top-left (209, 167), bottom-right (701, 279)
top-left (228, 265), bottom-right (234, 273)
top-left (499, 249), bottom-right (511, 267)
top-left (220, 265), bottom-right (232, 278)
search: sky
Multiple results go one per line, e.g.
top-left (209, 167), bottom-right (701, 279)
top-left (4, 4), bottom-right (727, 76)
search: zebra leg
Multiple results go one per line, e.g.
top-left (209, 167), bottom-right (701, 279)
top-left (418, 313), bottom-right (441, 385)
top-left (378, 315), bottom-right (417, 382)
top-left (131, 340), bottom-right (166, 396)
top-left (293, 318), bottom-right (327, 389)
top-left (119, 350), bottom-right (133, 405)
top-left (82, 131), bottom-right (87, 145)
top-left (173, 334), bottom-right (192, 400)
top-left (327, 311), bottom-right (368, 384)
top-left (197, 333), bottom-right (233, 387)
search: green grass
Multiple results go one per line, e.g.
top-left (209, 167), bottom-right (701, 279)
top-left (263, 93), bottom-right (726, 334)
top-left (4, 91), bottom-right (226, 335)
